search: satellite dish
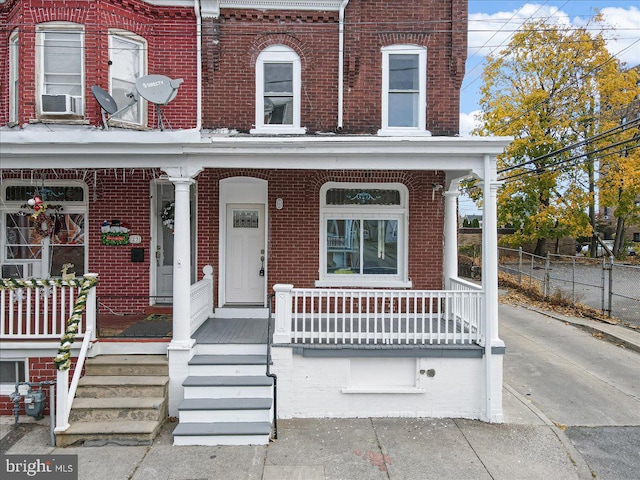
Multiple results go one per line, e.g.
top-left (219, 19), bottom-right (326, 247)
top-left (135, 75), bottom-right (183, 106)
top-left (91, 85), bottom-right (138, 130)
top-left (135, 75), bottom-right (183, 130)
top-left (91, 86), bottom-right (118, 114)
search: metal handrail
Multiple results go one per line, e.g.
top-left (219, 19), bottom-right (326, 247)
top-left (266, 292), bottom-right (277, 440)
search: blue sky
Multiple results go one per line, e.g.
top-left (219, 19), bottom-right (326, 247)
top-left (457, 1), bottom-right (640, 215)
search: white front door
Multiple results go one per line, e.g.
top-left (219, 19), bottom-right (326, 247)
top-left (225, 204), bottom-right (265, 304)
top-left (156, 184), bottom-right (174, 302)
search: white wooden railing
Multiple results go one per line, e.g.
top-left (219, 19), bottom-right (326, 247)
top-left (1, 279), bottom-right (95, 340)
top-left (272, 283), bottom-right (484, 346)
top-left (450, 276), bottom-right (484, 341)
top-left (53, 275), bottom-right (98, 433)
top-left (190, 265), bottom-right (214, 336)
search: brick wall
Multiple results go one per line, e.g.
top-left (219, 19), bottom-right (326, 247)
top-left (0, 0), bottom-right (197, 128)
top-left (202, 0), bottom-right (467, 135)
top-left (0, 356), bottom-right (81, 416)
top-left (199, 169), bottom-right (445, 293)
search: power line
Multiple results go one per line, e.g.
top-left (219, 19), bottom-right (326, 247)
top-left (498, 116), bottom-right (640, 174)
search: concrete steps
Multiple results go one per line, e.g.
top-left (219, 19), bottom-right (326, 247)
top-left (174, 349), bottom-right (273, 446)
top-left (56, 355), bottom-right (168, 447)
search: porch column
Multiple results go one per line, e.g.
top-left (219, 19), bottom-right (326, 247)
top-left (482, 154), bottom-right (504, 422)
top-left (168, 177), bottom-right (195, 349)
top-left (443, 188), bottom-right (460, 289)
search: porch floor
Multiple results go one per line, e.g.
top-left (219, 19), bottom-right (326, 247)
top-left (193, 318), bottom-right (270, 344)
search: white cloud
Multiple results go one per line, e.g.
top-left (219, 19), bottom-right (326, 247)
top-left (591, 7), bottom-right (640, 66)
top-left (468, 4), bottom-right (571, 58)
top-left (468, 4), bottom-right (640, 66)
top-left (459, 110), bottom-right (482, 136)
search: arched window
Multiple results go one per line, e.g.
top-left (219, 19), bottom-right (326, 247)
top-left (37, 22), bottom-right (85, 117)
top-left (251, 45), bottom-right (305, 134)
top-left (109, 30), bottom-right (147, 125)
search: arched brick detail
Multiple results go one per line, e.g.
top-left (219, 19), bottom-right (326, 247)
top-left (248, 34), bottom-right (310, 70)
top-left (377, 33), bottom-right (431, 49)
top-left (210, 169), bottom-right (272, 182)
top-left (306, 170), bottom-right (423, 201)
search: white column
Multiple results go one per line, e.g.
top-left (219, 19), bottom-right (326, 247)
top-left (443, 189), bottom-right (460, 289)
top-left (167, 177), bottom-right (194, 416)
top-left (168, 177), bottom-right (194, 349)
top-left (482, 154), bottom-right (504, 423)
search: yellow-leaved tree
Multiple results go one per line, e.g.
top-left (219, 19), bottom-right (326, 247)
top-left (472, 17), bottom-right (640, 256)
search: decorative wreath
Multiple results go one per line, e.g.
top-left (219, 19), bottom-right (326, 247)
top-left (32, 213), bottom-right (55, 238)
top-left (161, 202), bottom-right (175, 232)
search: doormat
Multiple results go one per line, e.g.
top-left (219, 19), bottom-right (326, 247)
top-left (117, 314), bottom-right (172, 337)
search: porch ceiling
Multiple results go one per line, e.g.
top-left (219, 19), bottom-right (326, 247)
top-left (0, 126), bottom-right (511, 176)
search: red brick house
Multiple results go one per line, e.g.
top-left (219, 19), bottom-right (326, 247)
top-left (1, 0), bottom-right (510, 446)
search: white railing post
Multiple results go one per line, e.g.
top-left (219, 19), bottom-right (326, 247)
top-left (83, 274), bottom-right (98, 341)
top-left (55, 369), bottom-right (70, 432)
top-left (273, 284), bottom-right (293, 344)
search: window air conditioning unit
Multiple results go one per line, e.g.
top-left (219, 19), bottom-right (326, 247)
top-left (1, 263), bottom-right (33, 279)
top-left (41, 94), bottom-right (83, 115)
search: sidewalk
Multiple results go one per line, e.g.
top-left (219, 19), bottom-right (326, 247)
top-left (2, 308), bottom-right (638, 480)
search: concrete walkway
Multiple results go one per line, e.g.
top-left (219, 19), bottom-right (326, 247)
top-left (2, 307), bottom-right (638, 480)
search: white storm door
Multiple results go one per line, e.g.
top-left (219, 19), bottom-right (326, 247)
top-left (225, 204), bottom-right (265, 304)
top-left (156, 184), bottom-right (174, 302)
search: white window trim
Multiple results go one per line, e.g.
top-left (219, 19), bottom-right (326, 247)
top-left (1, 180), bottom-right (89, 276)
top-left (36, 22), bottom-right (85, 117)
top-left (108, 30), bottom-right (147, 126)
top-left (9, 29), bottom-right (19, 124)
top-left (316, 182), bottom-right (411, 288)
top-left (0, 359), bottom-right (28, 395)
top-left (251, 45), bottom-right (306, 135)
top-left (378, 44), bottom-right (429, 137)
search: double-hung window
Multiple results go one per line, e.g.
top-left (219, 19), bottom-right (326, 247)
top-left (378, 45), bottom-right (428, 136)
top-left (251, 45), bottom-right (305, 134)
top-left (318, 183), bottom-right (410, 287)
top-left (9, 30), bottom-right (19, 123)
top-left (38, 24), bottom-right (84, 117)
top-left (1, 181), bottom-right (88, 278)
top-left (109, 32), bottom-right (146, 125)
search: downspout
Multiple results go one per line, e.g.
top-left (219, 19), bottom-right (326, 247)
top-left (337, 0), bottom-right (349, 131)
top-left (194, 0), bottom-right (203, 130)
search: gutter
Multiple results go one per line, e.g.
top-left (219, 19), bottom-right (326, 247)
top-left (194, 0), bottom-right (203, 130)
top-left (337, 0), bottom-right (349, 131)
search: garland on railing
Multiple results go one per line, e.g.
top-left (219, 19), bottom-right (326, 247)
top-left (0, 276), bottom-right (99, 371)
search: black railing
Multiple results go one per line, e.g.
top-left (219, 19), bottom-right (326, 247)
top-left (266, 292), bottom-right (278, 440)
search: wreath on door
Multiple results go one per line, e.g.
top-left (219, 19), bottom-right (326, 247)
top-left (161, 202), bottom-right (175, 232)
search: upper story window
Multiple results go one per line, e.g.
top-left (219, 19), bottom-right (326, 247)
top-left (317, 183), bottom-right (410, 288)
top-left (109, 32), bottom-right (146, 125)
top-left (9, 30), bottom-right (19, 124)
top-left (37, 24), bottom-right (84, 117)
top-left (378, 45), bottom-right (428, 136)
top-left (251, 45), bottom-right (305, 135)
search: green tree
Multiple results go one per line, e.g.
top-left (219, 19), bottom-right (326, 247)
top-left (472, 17), bottom-right (639, 256)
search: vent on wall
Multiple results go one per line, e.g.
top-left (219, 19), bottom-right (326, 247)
top-left (41, 94), bottom-right (83, 115)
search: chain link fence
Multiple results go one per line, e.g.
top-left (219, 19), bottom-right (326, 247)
top-left (498, 247), bottom-right (640, 327)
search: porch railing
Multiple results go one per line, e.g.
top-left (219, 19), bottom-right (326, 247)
top-left (51, 275), bottom-right (98, 433)
top-left (1, 276), bottom-right (96, 340)
top-left (272, 282), bottom-right (484, 346)
top-left (190, 265), bottom-right (214, 336)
